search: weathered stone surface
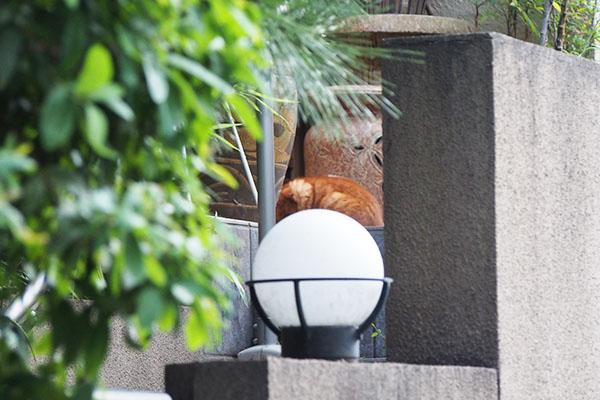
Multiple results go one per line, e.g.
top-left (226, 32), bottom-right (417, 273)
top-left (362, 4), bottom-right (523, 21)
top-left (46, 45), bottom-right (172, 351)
top-left (166, 358), bottom-right (497, 400)
top-left (384, 32), bottom-right (498, 369)
top-left (340, 14), bottom-right (472, 36)
top-left (383, 32), bottom-right (600, 399)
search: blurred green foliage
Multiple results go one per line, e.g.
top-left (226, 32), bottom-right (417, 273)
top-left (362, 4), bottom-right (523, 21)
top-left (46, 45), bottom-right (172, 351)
top-left (473, 0), bottom-right (600, 57)
top-left (0, 0), bottom-right (264, 397)
top-left (0, 0), bottom-right (405, 397)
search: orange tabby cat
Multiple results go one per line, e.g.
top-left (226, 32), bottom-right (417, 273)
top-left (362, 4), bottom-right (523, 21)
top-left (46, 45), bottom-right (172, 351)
top-left (276, 176), bottom-right (383, 226)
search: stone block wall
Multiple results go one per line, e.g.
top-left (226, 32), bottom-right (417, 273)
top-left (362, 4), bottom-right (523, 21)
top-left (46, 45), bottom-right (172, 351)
top-left (166, 358), bottom-right (498, 400)
top-left (383, 32), bottom-right (600, 399)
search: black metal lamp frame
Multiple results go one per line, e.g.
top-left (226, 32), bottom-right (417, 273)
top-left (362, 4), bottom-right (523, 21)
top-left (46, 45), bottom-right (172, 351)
top-left (246, 277), bottom-right (392, 360)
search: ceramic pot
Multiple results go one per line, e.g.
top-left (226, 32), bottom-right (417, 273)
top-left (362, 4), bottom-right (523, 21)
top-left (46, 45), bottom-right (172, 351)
top-left (304, 86), bottom-right (384, 207)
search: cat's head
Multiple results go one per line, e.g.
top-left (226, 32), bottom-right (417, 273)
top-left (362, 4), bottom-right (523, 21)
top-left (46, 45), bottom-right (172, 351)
top-left (276, 178), bottom-right (314, 222)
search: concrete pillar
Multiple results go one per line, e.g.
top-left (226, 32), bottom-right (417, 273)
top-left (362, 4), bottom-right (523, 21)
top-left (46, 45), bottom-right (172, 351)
top-left (383, 33), bottom-right (600, 399)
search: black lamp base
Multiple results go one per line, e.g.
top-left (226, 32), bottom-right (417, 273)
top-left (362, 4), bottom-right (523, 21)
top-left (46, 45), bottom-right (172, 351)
top-left (280, 326), bottom-right (359, 360)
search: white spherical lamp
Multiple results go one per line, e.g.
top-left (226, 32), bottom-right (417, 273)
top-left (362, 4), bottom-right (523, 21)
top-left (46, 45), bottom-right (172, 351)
top-left (248, 209), bottom-right (392, 360)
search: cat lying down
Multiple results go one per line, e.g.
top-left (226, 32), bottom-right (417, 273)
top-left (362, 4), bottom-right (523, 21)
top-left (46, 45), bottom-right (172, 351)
top-left (276, 176), bottom-right (383, 227)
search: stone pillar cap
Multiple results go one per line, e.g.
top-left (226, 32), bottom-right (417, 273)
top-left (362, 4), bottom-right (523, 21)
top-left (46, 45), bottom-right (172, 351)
top-left (338, 14), bottom-right (473, 36)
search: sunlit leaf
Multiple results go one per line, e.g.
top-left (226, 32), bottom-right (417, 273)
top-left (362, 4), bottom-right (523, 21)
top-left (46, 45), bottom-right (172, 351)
top-left (64, 0), bottom-right (80, 9)
top-left (145, 257), bottom-right (167, 287)
top-left (87, 82), bottom-right (124, 101)
top-left (225, 93), bottom-right (262, 139)
top-left (184, 309), bottom-right (208, 350)
top-left (143, 52), bottom-right (169, 104)
top-left (171, 282), bottom-right (197, 306)
top-left (158, 303), bottom-right (178, 332)
top-left (103, 97), bottom-right (135, 122)
top-left (75, 43), bottom-right (114, 95)
top-left (553, 1), bottom-right (561, 11)
top-left (167, 53), bottom-right (234, 94)
top-left (206, 162), bottom-right (238, 189)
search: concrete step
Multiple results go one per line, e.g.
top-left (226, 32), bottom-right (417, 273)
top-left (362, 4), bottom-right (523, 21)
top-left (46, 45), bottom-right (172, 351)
top-left (165, 358), bottom-right (497, 400)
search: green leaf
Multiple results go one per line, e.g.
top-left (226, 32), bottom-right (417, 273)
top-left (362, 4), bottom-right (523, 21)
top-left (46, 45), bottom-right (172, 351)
top-left (143, 53), bottom-right (169, 104)
top-left (0, 29), bottom-right (21, 90)
top-left (185, 309), bottom-right (209, 350)
top-left (167, 53), bottom-right (234, 94)
top-left (75, 43), bottom-right (114, 95)
top-left (0, 316), bottom-right (34, 362)
top-left (552, 1), bottom-right (561, 11)
top-left (87, 83), bottom-right (134, 121)
top-left (158, 304), bottom-right (177, 332)
top-left (104, 98), bottom-right (135, 122)
top-left (87, 82), bottom-right (124, 101)
top-left (226, 93), bottom-right (262, 140)
top-left (158, 97), bottom-right (184, 139)
top-left (122, 235), bottom-right (145, 289)
top-left (206, 162), bottom-right (238, 189)
top-left (0, 203), bottom-right (27, 239)
top-left (137, 287), bottom-right (164, 329)
top-left (224, 268), bottom-right (248, 306)
top-left (145, 256), bottom-right (167, 287)
top-left (171, 282), bottom-right (200, 306)
top-left (61, 11), bottom-right (87, 73)
top-left (230, 8), bottom-right (262, 44)
top-left (64, 0), bottom-right (80, 9)
top-left (84, 319), bottom-right (108, 375)
top-left (84, 104), bottom-right (118, 159)
top-left (40, 84), bottom-right (75, 151)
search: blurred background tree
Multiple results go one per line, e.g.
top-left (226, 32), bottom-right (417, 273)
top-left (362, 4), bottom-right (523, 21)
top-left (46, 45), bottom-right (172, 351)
top-left (471, 0), bottom-right (600, 57)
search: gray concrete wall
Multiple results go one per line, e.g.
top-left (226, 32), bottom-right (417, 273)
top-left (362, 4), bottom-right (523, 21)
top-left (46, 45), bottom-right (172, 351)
top-left (382, 32), bottom-right (600, 399)
top-left (383, 33), bottom-right (498, 369)
top-left (493, 34), bottom-right (600, 400)
top-left (166, 358), bottom-right (498, 400)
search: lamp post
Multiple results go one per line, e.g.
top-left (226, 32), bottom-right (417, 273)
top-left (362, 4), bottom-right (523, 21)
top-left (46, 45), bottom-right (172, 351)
top-left (247, 209), bottom-right (391, 360)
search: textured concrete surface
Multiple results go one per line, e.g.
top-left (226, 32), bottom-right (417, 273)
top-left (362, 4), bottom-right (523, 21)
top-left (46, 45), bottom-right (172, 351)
top-left (364, 227), bottom-right (386, 358)
top-left (383, 33), bottom-right (498, 368)
top-left (166, 358), bottom-right (497, 400)
top-left (383, 33), bottom-right (600, 399)
top-left (340, 14), bottom-right (472, 36)
top-left (493, 34), bottom-right (600, 400)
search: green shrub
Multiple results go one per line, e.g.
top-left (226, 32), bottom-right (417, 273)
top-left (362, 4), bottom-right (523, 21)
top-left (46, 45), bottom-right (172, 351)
top-left (0, 1), bottom-right (263, 397)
